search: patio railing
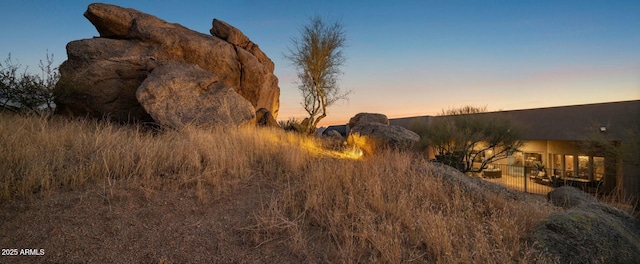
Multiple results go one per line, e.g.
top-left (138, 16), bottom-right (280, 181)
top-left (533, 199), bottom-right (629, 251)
top-left (481, 164), bottom-right (556, 195)
top-left (481, 164), bottom-right (605, 195)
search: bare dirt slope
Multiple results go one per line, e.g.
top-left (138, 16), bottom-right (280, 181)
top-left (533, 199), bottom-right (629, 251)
top-left (0, 176), bottom-right (310, 263)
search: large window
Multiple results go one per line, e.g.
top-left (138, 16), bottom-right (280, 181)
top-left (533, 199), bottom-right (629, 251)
top-left (550, 153), bottom-right (605, 181)
top-left (578, 155), bottom-right (589, 179)
top-left (552, 154), bottom-right (563, 176)
top-left (565, 155), bottom-right (575, 177)
top-left (594, 157), bottom-right (605, 181)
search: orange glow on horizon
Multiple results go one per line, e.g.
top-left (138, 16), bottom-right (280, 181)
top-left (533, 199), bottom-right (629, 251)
top-left (279, 98), bottom-right (640, 128)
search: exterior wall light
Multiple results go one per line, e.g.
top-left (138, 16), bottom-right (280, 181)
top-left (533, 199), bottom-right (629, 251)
top-left (599, 126), bottom-right (607, 133)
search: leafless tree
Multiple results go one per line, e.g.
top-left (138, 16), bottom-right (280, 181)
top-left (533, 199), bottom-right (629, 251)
top-left (0, 52), bottom-right (58, 115)
top-left (286, 16), bottom-right (348, 134)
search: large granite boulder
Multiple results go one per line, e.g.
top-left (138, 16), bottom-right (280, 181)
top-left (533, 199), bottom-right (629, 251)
top-left (54, 3), bottom-right (279, 124)
top-left (528, 186), bottom-right (640, 263)
top-left (348, 112), bottom-right (389, 129)
top-left (530, 202), bottom-right (640, 263)
top-left (348, 115), bottom-right (420, 155)
top-left (54, 38), bottom-right (155, 121)
top-left (136, 62), bottom-right (255, 128)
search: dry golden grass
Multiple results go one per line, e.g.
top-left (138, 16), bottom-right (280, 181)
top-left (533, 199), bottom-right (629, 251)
top-left (255, 150), bottom-right (558, 263)
top-left (0, 113), bottom-right (314, 201)
top-left (1, 113), bottom-right (558, 263)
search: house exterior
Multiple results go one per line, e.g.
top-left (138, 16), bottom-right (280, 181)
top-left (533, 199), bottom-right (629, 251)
top-left (335, 100), bottom-right (640, 198)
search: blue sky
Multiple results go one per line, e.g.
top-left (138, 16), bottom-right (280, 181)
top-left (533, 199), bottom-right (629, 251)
top-left (2, 1), bottom-right (639, 126)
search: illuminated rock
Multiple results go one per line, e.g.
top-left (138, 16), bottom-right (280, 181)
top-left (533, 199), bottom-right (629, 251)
top-left (349, 122), bottom-right (420, 154)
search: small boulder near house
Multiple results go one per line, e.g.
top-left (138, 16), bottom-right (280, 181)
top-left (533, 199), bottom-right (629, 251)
top-left (54, 3), bottom-right (279, 127)
top-left (347, 112), bottom-right (420, 154)
top-left (347, 112), bottom-right (389, 129)
top-left (546, 186), bottom-right (599, 209)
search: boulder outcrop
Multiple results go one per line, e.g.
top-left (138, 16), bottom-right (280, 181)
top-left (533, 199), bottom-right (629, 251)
top-left (348, 112), bottom-right (389, 129)
top-left (547, 186), bottom-right (599, 209)
top-left (136, 62), bottom-right (256, 128)
top-left (346, 113), bottom-right (420, 154)
top-left (54, 3), bottom-right (279, 125)
top-left (529, 186), bottom-right (640, 263)
top-left (255, 108), bottom-right (279, 127)
top-left (324, 130), bottom-right (343, 139)
top-left (350, 122), bottom-right (420, 150)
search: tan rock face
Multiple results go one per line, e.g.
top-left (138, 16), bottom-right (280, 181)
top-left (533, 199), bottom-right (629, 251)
top-left (54, 3), bottom-right (279, 124)
top-left (346, 113), bottom-right (420, 155)
top-left (136, 62), bottom-right (255, 128)
top-left (54, 38), bottom-right (155, 122)
top-left (348, 113), bottom-right (390, 130)
top-left (210, 19), bottom-right (275, 73)
top-left (349, 122), bottom-right (420, 151)
top-left (255, 108), bottom-right (279, 127)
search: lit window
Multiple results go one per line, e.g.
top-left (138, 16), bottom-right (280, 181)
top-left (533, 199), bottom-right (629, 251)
top-left (565, 155), bottom-right (575, 177)
top-left (553, 154), bottom-right (563, 176)
top-left (594, 157), bottom-right (605, 181)
top-left (578, 156), bottom-right (589, 179)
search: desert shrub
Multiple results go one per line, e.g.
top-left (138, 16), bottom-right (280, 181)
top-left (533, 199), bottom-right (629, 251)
top-left (279, 117), bottom-right (305, 133)
top-left (0, 52), bottom-right (59, 115)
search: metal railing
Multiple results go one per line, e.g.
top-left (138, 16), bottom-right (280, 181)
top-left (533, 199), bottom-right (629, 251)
top-left (480, 164), bottom-right (556, 195)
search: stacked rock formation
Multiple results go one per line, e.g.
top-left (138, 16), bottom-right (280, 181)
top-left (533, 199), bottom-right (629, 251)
top-left (54, 3), bottom-right (279, 128)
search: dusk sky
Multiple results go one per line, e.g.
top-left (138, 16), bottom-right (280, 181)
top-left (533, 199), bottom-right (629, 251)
top-left (2, 1), bottom-right (639, 126)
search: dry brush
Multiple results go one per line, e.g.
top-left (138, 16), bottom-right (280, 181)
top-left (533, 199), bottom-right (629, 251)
top-left (1, 113), bottom-right (557, 263)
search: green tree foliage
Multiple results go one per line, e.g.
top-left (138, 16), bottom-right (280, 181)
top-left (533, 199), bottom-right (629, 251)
top-left (422, 106), bottom-right (525, 173)
top-left (0, 52), bottom-right (59, 115)
top-left (286, 16), bottom-right (349, 134)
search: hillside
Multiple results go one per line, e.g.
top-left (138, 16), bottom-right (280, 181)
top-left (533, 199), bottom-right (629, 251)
top-left (0, 113), bottom-right (558, 263)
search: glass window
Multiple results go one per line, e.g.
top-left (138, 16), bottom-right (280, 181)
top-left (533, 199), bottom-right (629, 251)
top-left (553, 154), bottom-right (563, 176)
top-left (578, 156), bottom-right (589, 179)
top-left (565, 155), bottom-right (575, 177)
top-left (594, 157), bottom-right (605, 181)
